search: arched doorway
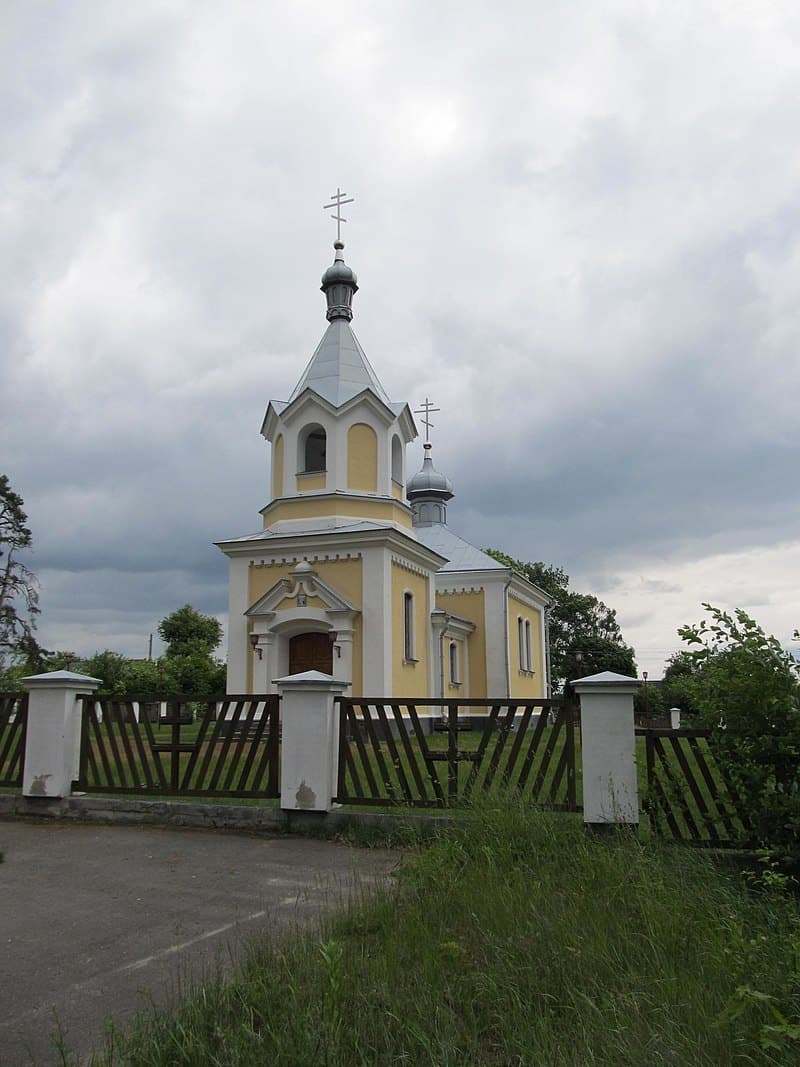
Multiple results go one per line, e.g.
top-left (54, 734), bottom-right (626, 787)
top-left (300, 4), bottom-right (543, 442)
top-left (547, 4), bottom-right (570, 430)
top-left (289, 632), bottom-right (333, 675)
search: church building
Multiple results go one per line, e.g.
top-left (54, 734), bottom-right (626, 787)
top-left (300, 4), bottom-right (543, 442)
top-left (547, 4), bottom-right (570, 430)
top-left (216, 235), bottom-right (551, 704)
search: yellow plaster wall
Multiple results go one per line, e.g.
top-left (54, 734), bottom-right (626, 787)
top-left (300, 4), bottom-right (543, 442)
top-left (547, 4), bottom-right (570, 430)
top-left (391, 481), bottom-right (403, 500)
top-left (248, 557), bottom-right (363, 692)
top-left (347, 423), bottom-right (378, 492)
top-left (435, 591), bottom-right (487, 697)
top-left (262, 495), bottom-right (412, 530)
top-left (296, 472), bottom-right (326, 492)
top-left (391, 563), bottom-right (430, 698)
top-left (271, 434), bottom-right (284, 501)
top-left (508, 601), bottom-right (545, 699)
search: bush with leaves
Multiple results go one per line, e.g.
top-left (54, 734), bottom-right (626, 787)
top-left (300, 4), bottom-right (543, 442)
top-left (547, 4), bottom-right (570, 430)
top-left (679, 605), bottom-right (800, 870)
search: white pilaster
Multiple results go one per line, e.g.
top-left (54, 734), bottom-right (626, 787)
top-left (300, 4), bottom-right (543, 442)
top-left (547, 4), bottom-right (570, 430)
top-left (361, 547), bottom-right (390, 693)
top-left (572, 671), bottom-right (641, 826)
top-left (226, 557), bottom-right (251, 692)
top-left (275, 671), bottom-right (349, 812)
top-left (21, 670), bottom-right (101, 798)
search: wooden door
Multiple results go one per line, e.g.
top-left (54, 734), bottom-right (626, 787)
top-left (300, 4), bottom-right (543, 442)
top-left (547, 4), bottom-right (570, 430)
top-left (289, 632), bottom-right (333, 675)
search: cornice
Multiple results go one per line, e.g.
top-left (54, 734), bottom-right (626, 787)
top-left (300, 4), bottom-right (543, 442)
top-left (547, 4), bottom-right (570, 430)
top-left (220, 526), bottom-right (446, 572)
top-left (391, 555), bottom-right (429, 579)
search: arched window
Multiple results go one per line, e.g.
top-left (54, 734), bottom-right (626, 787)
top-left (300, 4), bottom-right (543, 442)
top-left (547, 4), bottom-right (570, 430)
top-left (449, 641), bottom-right (459, 685)
top-left (391, 434), bottom-right (403, 484)
top-left (299, 424), bottom-right (326, 473)
top-left (403, 591), bottom-right (415, 661)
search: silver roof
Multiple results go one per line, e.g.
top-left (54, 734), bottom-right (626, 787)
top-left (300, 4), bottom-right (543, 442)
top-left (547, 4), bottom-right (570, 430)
top-left (412, 524), bottom-right (506, 572)
top-left (218, 519), bottom-right (411, 544)
top-left (287, 319), bottom-right (391, 409)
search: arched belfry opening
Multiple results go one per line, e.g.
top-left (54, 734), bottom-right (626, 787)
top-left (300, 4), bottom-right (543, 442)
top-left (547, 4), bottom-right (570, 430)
top-left (300, 424), bottom-right (326, 473)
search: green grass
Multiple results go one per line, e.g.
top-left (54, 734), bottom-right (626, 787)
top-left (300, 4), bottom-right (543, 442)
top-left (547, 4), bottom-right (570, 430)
top-left (87, 802), bottom-right (800, 1066)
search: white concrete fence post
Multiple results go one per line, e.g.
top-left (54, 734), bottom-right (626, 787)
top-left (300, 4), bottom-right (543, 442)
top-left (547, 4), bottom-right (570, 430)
top-left (275, 670), bottom-right (349, 813)
top-left (21, 670), bottom-right (101, 798)
top-left (572, 671), bottom-right (641, 827)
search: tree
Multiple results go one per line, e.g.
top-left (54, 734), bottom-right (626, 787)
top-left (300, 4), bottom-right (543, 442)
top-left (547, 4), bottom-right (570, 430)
top-left (0, 475), bottom-right (39, 662)
top-left (158, 605), bottom-right (222, 657)
top-left (158, 605), bottom-right (225, 695)
top-left (659, 650), bottom-right (702, 717)
top-left (679, 604), bottom-right (800, 869)
top-left (485, 549), bottom-right (636, 692)
top-left (81, 650), bottom-right (132, 693)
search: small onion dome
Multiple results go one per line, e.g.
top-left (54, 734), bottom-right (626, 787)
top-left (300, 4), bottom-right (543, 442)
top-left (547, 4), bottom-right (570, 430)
top-left (407, 444), bottom-right (454, 498)
top-left (407, 443), bottom-right (454, 527)
top-left (321, 241), bottom-right (358, 321)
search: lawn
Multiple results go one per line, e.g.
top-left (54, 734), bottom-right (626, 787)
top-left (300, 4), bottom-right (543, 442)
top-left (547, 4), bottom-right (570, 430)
top-left (87, 801), bottom-right (800, 1066)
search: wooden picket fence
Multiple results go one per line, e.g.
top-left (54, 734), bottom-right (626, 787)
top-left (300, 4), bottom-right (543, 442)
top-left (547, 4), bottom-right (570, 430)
top-left (0, 692), bottom-right (27, 788)
top-left (336, 698), bottom-right (580, 809)
top-left (75, 694), bottom-right (280, 798)
top-left (637, 726), bottom-right (751, 847)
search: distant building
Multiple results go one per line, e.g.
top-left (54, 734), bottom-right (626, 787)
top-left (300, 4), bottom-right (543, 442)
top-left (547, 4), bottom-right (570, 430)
top-left (216, 240), bottom-right (550, 700)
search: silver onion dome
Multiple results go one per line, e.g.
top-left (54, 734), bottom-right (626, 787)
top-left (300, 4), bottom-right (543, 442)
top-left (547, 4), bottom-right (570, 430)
top-left (321, 241), bottom-right (358, 321)
top-left (407, 443), bottom-right (454, 527)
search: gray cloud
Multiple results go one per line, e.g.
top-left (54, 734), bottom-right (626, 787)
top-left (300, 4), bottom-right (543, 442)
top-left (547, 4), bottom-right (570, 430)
top-left (2, 2), bottom-right (799, 670)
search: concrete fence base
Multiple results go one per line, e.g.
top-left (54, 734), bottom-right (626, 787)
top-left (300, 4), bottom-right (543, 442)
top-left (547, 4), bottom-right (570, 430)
top-left (0, 792), bottom-right (455, 839)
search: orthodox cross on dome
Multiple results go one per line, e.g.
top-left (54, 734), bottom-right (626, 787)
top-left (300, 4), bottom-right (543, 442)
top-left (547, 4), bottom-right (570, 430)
top-left (323, 187), bottom-right (355, 243)
top-left (414, 397), bottom-right (440, 443)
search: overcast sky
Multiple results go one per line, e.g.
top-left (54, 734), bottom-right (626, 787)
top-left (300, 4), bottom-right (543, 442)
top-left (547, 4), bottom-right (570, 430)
top-left (2, 1), bottom-right (799, 677)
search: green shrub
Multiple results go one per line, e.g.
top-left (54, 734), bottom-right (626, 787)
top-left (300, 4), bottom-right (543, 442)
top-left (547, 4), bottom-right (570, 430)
top-left (679, 605), bottom-right (800, 871)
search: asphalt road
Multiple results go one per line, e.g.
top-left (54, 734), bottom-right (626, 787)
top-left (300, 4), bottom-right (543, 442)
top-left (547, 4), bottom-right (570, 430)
top-left (0, 820), bottom-right (399, 1066)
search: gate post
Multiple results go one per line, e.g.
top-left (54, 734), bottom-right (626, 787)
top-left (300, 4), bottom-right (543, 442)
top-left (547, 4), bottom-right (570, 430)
top-left (275, 670), bottom-right (349, 812)
top-left (572, 671), bottom-right (641, 827)
top-left (21, 670), bottom-right (101, 798)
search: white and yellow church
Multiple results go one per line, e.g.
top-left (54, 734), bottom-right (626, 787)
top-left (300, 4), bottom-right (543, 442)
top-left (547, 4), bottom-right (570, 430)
top-left (216, 238), bottom-right (551, 703)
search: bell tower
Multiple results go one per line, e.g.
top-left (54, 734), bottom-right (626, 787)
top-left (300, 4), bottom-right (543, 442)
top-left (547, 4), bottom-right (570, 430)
top-left (260, 234), bottom-right (417, 533)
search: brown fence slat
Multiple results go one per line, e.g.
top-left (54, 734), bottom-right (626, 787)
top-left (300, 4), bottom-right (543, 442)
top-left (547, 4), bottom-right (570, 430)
top-left (389, 702), bottom-right (430, 803)
top-left (374, 702), bottom-right (414, 803)
top-left (249, 698), bottom-right (281, 797)
top-left (528, 713), bottom-right (564, 803)
top-left (235, 699), bottom-right (270, 792)
top-left (667, 734), bottom-right (720, 843)
top-left (348, 702), bottom-right (382, 798)
top-left (403, 702), bottom-right (446, 804)
top-left (513, 704), bottom-right (552, 793)
top-left (462, 703), bottom-right (503, 799)
top-left (360, 702), bottom-right (399, 803)
top-left (686, 736), bottom-right (739, 841)
top-left (0, 693), bottom-right (27, 787)
top-left (222, 699), bottom-right (259, 792)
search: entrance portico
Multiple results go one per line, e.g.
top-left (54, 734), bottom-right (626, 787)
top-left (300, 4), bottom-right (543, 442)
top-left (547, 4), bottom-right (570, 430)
top-left (246, 561), bottom-right (357, 691)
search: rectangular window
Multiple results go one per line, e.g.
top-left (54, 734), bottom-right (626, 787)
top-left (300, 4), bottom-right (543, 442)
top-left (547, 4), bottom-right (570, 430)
top-left (518, 617), bottom-right (525, 670)
top-left (403, 592), bottom-right (415, 661)
top-left (525, 619), bottom-right (533, 673)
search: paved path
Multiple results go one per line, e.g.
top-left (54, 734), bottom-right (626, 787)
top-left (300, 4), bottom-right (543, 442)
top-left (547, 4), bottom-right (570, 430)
top-left (0, 820), bottom-right (399, 1066)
